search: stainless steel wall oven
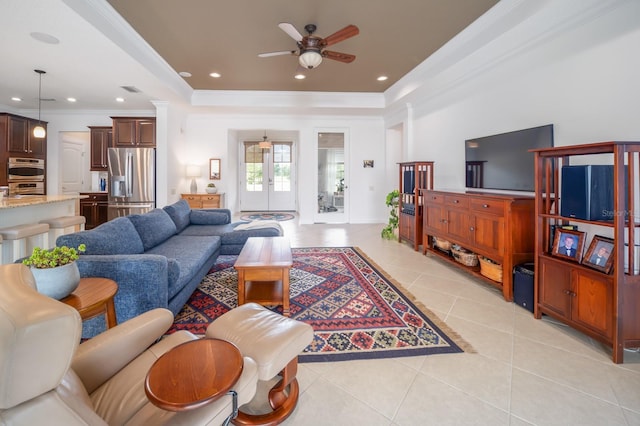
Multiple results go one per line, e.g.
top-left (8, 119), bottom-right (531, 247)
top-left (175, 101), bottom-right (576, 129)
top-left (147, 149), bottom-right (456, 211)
top-left (7, 157), bottom-right (45, 195)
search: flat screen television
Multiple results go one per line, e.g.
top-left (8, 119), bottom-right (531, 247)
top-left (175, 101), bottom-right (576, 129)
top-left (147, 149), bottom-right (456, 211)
top-left (465, 124), bottom-right (554, 192)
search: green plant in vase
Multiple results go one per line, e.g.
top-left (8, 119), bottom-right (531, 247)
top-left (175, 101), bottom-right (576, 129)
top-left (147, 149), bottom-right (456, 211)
top-left (23, 244), bottom-right (86, 299)
top-left (206, 182), bottom-right (218, 194)
top-left (381, 189), bottom-right (400, 240)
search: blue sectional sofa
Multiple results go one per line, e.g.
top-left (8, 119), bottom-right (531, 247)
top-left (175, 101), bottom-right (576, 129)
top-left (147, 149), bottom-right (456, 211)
top-left (57, 200), bottom-right (282, 337)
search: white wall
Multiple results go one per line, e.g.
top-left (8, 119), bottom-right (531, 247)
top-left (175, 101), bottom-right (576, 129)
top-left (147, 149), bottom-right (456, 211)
top-left (183, 113), bottom-right (385, 224)
top-left (393, 0), bottom-right (640, 189)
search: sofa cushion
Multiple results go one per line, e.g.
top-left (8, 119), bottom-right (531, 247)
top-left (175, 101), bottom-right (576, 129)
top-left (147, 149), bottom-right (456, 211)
top-left (56, 217), bottom-right (144, 255)
top-left (190, 210), bottom-right (230, 225)
top-left (146, 235), bottom-right (221, 299)
top-left (162, 200), bottom-right (192, 233)
top-left (128, 209), bottom-right (177, 251)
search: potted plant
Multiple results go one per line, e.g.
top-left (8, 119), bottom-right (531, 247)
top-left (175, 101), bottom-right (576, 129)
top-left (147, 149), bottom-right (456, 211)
top-left (381, 189), bottom-right (400, 240)
top-left (205, 182), bottom-right (218, 194)
top-left (23, 244), bottom-right (86, 300)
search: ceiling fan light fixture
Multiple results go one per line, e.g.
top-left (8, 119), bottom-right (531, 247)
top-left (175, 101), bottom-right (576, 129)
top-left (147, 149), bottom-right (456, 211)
top-left (298, 50), bottom-right (323, 69)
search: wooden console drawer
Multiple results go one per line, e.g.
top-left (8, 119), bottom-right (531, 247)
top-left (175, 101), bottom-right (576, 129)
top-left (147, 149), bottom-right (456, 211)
top-left (444, 195), bottom-right (469, 208)
top-left (423, 191), bottom-right (444, 204)
top-left (469, 198), bottom-right (504, 215)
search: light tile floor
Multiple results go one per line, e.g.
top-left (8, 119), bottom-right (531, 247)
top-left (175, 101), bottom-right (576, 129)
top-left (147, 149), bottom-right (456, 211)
top-left (265, 218), bottom-right (640, 426)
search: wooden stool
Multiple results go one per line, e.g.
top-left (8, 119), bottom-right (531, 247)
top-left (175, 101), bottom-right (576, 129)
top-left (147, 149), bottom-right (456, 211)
top-left (0, 223), bottom-right (49, 264)
top-left (39, 216), bottom-right (86, 248)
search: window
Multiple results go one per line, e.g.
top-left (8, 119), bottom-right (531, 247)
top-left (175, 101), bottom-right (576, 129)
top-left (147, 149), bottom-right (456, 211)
top-left (273, 143), bottom-right (291, 192)
top-left (244, 142), bottom-right (264, 191)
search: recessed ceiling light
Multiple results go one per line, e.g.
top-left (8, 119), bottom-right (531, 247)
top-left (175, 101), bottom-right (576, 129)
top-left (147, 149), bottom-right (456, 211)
top-left (377, 75), bottom-right (388, 81)
top-left (179, 71), bottom-right (192, 78)
top-left (294, 74), bottom-right (306, 80)
top-left (66, 97), bottom-right (77, 103)
top-left (30, 32), bottom-right (60, 44)
top-left (11, 97), bottom-right (21, 102)
top-left (115, 97), bottom-right (125, 103)
top-left (209, 72), bottom-right (221, 78)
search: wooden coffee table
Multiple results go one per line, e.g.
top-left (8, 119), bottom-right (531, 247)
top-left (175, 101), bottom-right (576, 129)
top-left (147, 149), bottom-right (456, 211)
top-left (61, 277), bottom-right (118, 328)
top-left (145, 338), bottom-right (243, 422)
top-left (234, 236), bottom-right (293, 316)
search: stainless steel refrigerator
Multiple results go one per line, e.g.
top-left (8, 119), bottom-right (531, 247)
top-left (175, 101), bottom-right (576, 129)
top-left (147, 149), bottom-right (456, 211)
top-left (107, 148), bottom-right (155, 220)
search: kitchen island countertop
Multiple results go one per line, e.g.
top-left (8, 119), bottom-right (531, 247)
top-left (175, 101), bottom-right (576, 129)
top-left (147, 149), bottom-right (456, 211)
top-left (0, 194), bottom-right (86, 210)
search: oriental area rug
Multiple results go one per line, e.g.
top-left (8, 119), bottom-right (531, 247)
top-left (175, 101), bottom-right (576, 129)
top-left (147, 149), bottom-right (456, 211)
top-left (239, 212), bottom-right (295, 222)
top-left (168, 247), bottom-right (472, 362)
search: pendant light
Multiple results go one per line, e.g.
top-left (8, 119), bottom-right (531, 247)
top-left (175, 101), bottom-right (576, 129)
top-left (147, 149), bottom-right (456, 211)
top-left (33, 69), bottom-right (46, 138)
top-left (259, 130), bottom-right (272, 149)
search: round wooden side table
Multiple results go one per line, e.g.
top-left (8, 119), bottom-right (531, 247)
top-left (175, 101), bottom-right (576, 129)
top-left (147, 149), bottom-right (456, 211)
top-left (61, 277), bottom-right (118, 328)
top-left (145, 338), bottom-right (243, 424)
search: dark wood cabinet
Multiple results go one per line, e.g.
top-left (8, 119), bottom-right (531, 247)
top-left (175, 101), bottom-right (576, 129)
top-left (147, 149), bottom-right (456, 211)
top-left (422, 190), bottom-right (535, 301)
top-left (1, 113), bottom-right (47, 157)
top-left (89, 126), bottom-right (112, 171)
top-left (80, 192), bottom-right (108, 229)
top-left (111, 117), bottom-right (156, 147)
top-left (533, 141), bottom-right (640, 363)
top-left (398, 161), bottom-right (434, 250)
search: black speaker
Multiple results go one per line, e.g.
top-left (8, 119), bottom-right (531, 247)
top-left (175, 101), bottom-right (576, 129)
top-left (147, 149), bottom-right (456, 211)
top-left (560, 165), bottom-right (617, 221)
top-left (403, 170), bottom-right (415, 194)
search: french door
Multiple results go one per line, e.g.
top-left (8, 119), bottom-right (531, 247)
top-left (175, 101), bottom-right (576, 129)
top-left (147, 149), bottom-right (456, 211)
top-left (239, 141), bottom-right (296, 211)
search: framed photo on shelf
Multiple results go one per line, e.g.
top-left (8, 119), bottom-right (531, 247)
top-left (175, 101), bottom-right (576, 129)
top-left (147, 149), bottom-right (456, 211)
top-left (582, 235), bottom-right (614, 274)
top-left (549, 224), bottom-right (578, 252)
top-left (552, 228), bottom-right (586, 262)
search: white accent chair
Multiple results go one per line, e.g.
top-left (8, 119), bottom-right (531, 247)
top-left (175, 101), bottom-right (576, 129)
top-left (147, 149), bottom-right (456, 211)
top-left (0, 264), bottom-right (260, 425)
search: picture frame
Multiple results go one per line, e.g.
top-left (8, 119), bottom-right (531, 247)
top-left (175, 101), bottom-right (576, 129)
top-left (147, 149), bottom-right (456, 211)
top-left (209, 158), bottom-right (221, 180)
top-left (582, 235), bottom-right (614, 274)
top-left (552, 228), bottom-right (585, 262)
top-left (549, 224), bottom-right (578, 252)
top-left (363, 160), bottom-right (374, 168)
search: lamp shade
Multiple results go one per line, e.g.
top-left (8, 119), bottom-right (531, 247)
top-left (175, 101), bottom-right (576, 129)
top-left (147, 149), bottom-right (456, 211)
top-left (186, 165), bottom-right (201, 177)
top-left (33, 125), bottom-right (46, 138)
top-left (299, 50), bottom-right (323, 69)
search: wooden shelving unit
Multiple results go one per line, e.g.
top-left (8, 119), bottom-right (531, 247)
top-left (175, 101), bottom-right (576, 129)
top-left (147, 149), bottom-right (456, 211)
top-left (398, 161), bottom-right (434, 250)
top-left (532, 141), bottom-right (640, 363)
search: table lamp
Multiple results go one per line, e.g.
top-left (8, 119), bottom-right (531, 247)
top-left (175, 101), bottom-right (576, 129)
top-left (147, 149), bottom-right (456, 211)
top-left (186, 165), bottom-right (201, 194)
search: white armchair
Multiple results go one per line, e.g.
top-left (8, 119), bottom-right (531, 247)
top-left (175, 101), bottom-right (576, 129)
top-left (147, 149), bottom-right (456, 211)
top-left (0, 264), bottom-right (258, 426)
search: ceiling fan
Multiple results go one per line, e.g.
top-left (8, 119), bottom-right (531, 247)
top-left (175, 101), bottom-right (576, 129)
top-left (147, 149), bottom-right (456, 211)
top-left (259, 23), bottom-right (359, 70)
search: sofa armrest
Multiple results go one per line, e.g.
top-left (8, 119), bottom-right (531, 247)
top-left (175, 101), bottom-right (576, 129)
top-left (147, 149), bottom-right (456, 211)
top-left (76, 254), bottom-right (170, 326)
top-left (72, 308), bottom-right (173, 394)
top-left (189, 208), bottom-right (231, 225)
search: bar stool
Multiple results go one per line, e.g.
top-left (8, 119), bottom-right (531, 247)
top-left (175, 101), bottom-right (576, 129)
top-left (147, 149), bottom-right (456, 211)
top-left (0, 223), bottom-right (50, 264)
top-left (39, 216), bottom-right (86, 249)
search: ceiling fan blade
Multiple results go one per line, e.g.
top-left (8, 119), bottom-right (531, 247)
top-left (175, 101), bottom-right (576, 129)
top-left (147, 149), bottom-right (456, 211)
top-left (258, 50), bottom-right (296, 58)
top-left (278, 22), bottom-right (303, 42)
top-left (322, 25), bottom-right (359, 47)
top-left (322, 50), bottom-right (356, 63)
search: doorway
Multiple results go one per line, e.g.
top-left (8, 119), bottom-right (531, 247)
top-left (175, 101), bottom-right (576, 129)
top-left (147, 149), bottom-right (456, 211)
top-left (239, 140), bottom-right (296, 211)
top-left (315, 131), bottom-right (348, 223)
top-left (60, 131), bottom-right (90, 194)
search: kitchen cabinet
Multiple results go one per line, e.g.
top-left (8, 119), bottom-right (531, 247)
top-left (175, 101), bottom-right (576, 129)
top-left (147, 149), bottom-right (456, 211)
top-left (181, 193), bottom-right (225, 209)
top-left (1, 113), bottom-right (47, 158)
top-left (89, 126), bottom-right (112, 171)
top-left (532, 141), bottom-right (640, 363)
top-left (422, 190), bottom-right (534, 301)
top-left (398, 161), bottom-right (434, 250)
top-left (111, 117), bottom-right (156, 147)
top-left (80, 192), bottom-right (108, 230)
